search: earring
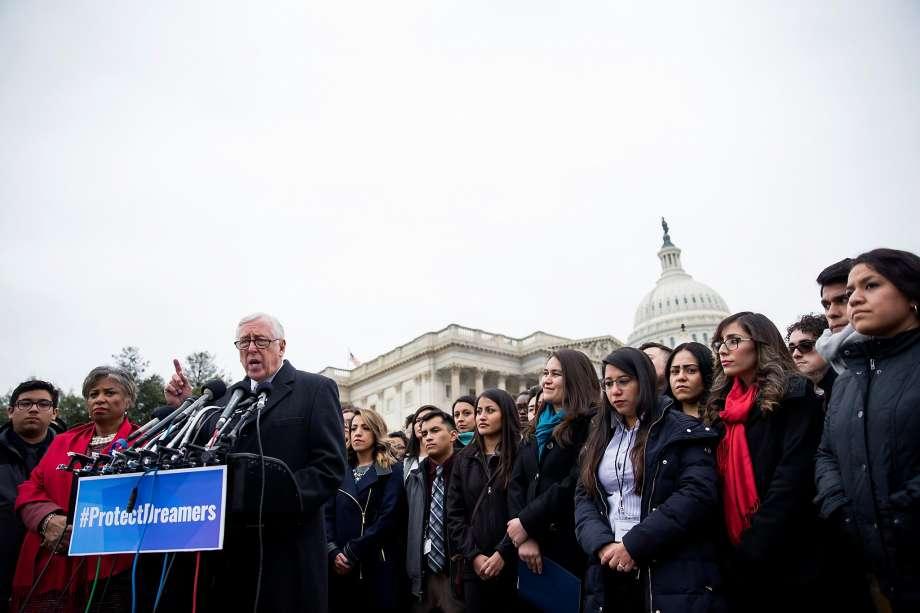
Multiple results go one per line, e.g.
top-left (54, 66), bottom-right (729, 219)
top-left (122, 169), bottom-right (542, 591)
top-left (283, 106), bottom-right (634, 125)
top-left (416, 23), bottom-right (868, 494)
top-left (912, 304), bottom-right (919, 314)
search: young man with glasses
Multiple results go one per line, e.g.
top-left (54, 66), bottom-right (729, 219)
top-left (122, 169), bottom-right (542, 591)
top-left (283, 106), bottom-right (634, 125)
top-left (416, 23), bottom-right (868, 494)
top-left (786, 314), bottom-right (836, 404)
top-left (0, 380), bottom-right (59, 605)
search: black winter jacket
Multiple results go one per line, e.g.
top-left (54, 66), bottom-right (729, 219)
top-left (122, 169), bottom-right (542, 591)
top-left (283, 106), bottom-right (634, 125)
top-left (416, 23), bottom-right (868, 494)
top-left (324, 461), bottom-right (406, 612)
top-left (445, 442), bottom-right (516, 570)
top-left (815, 328), bottom-right (920, 609)
top-left (508, 412), bottom-right (593, 575)
top-left (0, 423), bottom-right (53, 605)
top-left (575, 398), bottom-right (724, 613)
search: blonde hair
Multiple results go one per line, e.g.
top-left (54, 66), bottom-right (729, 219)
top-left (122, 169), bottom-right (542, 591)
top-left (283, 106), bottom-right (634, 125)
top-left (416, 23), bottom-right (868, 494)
top-left (347, 408), bottom-right (396, 469)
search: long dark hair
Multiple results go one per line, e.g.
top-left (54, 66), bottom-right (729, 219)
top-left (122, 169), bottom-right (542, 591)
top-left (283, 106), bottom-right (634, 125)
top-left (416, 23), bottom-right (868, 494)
top-left (524, 348), bottom-right (600, 446)
top-left (852, 248), bottom-right (920, 327)
top-left (473, 388), bottom-right (521, 489)
top-left (663, 342), bottom-right (715, 411)
top-left (580, 347), bottom-right (658, 498)
top-left (405, 404), bottom-right (439, 459)
top-left (704, 312), bottom-right (796, 424)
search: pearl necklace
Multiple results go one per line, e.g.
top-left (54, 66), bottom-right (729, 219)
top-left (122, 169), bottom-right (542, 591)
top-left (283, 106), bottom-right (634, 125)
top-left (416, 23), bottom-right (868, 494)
top-left (90, 432), bottom-right (117, 446)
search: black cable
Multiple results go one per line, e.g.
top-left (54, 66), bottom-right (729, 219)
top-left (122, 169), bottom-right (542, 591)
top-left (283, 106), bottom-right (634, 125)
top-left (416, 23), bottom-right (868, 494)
top-left (51, 557), bottom-right (86, 608)
top-left (18, 526), bottom-right (68, 613)
top-left (252, 403), bottom-right (265, 613)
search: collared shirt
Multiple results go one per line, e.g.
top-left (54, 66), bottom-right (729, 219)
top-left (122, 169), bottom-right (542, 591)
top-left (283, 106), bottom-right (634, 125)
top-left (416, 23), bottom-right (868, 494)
top-left (598, 417), bottom-right (642, 526)
top-left (426, 454), bottom-right (455, 501)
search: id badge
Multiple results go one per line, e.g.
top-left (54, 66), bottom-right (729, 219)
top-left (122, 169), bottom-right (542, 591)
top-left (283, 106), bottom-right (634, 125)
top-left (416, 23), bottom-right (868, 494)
top-left (614, 519), bottom-right (639, 542)
top-left (423, 538), bottom-right (432, 554)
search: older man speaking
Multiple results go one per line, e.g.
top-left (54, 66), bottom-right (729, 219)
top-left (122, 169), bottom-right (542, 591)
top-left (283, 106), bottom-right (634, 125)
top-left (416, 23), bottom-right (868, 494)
top-left (165, 312), bottom-right (346, 613)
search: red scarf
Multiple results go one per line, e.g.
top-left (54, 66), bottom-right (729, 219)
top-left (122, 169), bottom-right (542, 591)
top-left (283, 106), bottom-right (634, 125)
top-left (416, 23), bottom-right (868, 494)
top-left (717, 379), bottom-right (760, 545)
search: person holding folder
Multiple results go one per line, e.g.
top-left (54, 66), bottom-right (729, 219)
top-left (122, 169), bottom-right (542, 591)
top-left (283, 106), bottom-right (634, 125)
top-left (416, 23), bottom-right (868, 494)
top-left (575, 347), bottom-right (725, 613)
top-left (507, 349), bottom-right (599, 580)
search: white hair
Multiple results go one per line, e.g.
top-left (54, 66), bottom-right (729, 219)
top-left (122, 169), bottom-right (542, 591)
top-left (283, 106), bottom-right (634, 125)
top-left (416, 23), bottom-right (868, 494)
top-left (236, 312), bottom-right (285, 339)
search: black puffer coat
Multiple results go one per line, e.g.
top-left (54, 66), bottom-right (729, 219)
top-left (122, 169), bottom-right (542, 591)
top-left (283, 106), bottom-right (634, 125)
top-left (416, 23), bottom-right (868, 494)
top-left (575, 398), bottom-right (725, 613)
top-left (815, 328), bottom-right (920, 610)
top-left (508, 413), bottom-right (592, 575)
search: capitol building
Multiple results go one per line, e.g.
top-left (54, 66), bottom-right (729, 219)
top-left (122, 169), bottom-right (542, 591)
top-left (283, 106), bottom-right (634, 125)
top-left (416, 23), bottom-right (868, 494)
top-left (321, 220), bottom-right (730, 429)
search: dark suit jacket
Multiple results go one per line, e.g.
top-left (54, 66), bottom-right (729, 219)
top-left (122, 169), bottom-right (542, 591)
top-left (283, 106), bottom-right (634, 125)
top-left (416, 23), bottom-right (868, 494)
top-left (204, 360), bottom-right (347, 613)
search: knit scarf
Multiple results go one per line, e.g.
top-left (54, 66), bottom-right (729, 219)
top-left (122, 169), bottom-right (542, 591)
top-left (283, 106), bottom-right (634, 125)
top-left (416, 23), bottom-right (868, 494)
top-left (535, 403), bottom-right (564, 461)
top-left (717, 378), bottom-right (760, 545)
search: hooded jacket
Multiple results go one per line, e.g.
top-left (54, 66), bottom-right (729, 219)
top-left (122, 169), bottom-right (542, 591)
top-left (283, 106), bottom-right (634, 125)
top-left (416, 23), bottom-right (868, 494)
top-left (575, 397), bottom-right (725, 613)
top-left (815, 328), bottom-right (920, 609)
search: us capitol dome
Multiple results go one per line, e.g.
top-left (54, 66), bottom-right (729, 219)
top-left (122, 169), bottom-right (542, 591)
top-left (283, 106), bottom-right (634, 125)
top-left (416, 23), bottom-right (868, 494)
top-left (627, 219), bottom-right (731, 349)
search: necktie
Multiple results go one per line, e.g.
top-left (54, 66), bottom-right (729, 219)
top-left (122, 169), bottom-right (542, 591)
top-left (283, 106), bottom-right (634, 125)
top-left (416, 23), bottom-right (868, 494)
top-left (427, 464), bottom-right (446, 573)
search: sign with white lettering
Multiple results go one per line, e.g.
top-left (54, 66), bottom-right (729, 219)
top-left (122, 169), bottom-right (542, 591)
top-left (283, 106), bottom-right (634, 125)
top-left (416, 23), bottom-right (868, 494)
top-left (69, 465), bottom-right (226, 556)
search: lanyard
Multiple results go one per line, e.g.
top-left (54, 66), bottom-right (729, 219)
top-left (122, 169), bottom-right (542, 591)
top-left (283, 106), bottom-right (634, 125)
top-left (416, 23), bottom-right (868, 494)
top-left (612, 424), bottom-right (636, 518)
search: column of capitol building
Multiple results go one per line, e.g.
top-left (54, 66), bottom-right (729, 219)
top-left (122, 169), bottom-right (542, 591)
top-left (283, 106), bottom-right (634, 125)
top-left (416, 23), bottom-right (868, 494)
top-left (320, 220), bottom-right (730, 431)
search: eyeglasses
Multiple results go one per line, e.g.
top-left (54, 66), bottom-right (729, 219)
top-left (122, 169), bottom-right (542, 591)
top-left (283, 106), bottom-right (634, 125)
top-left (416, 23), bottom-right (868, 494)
top-left (234, 337), bottom-right (280, 350)
top-left (12, 399), bottom-right (55, 412)
top-left (711, 336), bottom-right (755, 353)
top-left (602, 376), bottom-right (633, 390)
top-left (788, 340), bottom-right (816, 354)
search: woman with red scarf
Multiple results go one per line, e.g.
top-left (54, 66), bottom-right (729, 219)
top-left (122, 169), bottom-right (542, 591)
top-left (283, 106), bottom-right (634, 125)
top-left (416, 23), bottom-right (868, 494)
top-left (704, 312), bottom-right (827, 613)
top-left (12, 366), bottom-right (139, 613)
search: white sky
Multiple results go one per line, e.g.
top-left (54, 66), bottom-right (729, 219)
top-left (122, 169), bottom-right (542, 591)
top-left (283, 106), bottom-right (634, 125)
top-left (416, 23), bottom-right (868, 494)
top-left (2, 1), bottom-right (919, 395)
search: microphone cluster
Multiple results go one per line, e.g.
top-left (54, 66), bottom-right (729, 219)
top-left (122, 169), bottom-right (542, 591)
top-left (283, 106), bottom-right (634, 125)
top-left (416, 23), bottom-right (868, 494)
top-left (56, 379), bottom-right (274, 477)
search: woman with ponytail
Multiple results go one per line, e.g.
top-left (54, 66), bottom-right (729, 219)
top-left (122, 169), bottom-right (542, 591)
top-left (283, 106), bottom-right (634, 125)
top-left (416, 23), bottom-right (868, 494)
top-left (574, 347), bottom-right (723, 613)
top-left (705, 312), bottom-right (826, 613)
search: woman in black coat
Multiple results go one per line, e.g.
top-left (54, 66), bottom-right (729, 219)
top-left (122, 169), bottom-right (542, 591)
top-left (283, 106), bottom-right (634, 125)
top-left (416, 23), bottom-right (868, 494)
top-left (446, 388), bottom-right (521, 612)
top-left (575, 347), bottom-right (724, 613)
top-left (324, 408), bottom-right (406, 613)
top-left (815, 248), bottom-right (920, 612)
top-left (705, 312), bottom-right (827, 613)
top-left (507, 349), bottom-right (599, 578)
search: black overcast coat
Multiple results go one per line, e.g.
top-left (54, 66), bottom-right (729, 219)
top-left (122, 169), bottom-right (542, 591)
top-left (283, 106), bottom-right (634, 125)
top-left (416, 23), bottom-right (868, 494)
top-left (815, 329), bottom-right (920, 611)
top-left (508, 412), bottom-right (592, 575)
top-left (574, 398), bottom-right (725, 613)
top-left (446, 443), bottom-right (517, 565)
top-left (719, 375), bottom-right (828, 613)
top-left (203, 360), bottom-right (347, 613)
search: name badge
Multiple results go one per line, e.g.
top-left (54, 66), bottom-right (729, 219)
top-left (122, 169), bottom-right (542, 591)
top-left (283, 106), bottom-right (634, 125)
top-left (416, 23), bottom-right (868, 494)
top-left (614, 519), bottom-right (639, 542)
top-left (423, 538), bottom-right (432, 554)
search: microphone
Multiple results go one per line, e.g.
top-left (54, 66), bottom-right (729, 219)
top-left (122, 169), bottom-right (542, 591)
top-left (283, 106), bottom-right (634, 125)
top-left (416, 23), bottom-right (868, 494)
top-left (254, 381), bottom-right (273, 409)
top-left (131, 379), bottom-right (227, 448)
top-left (224, 381), bottom-right (273, 444)
top-left (126, 403), bottom-right (192, 443)
top-left (212, 384), bottom-right (251, 435)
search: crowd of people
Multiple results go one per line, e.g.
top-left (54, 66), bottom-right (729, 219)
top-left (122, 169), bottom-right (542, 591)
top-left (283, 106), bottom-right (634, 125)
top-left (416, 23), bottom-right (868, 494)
top-left (1, 246), bottom-right (918, 613)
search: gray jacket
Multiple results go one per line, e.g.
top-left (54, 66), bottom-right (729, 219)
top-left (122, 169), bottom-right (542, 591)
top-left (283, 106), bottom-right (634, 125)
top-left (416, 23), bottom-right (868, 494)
top-left (403, 456), bottom-right (454, 598)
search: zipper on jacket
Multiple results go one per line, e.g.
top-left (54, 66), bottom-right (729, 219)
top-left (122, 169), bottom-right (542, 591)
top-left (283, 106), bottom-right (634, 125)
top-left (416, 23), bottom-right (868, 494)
top-left (338, 487), bottom-right (372, 580)
top-left (643, 406), bottom-right (667, 613)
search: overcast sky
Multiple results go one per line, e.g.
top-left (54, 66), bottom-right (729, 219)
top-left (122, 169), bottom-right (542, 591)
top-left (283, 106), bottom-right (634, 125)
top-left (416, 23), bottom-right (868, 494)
top-left (2, 1), bottom-right (918, 396)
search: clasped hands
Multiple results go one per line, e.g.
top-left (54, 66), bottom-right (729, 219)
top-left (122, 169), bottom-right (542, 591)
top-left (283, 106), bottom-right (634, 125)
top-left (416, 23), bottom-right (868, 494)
top-left (507, 517), bottom-right (543, 574)
top-left (598, 541), bottom-right (636, 572)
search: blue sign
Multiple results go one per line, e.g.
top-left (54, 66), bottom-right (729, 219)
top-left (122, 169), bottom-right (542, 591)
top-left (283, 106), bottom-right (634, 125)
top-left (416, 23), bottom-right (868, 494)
top-left (69, 465), bottom-right (227, 556)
